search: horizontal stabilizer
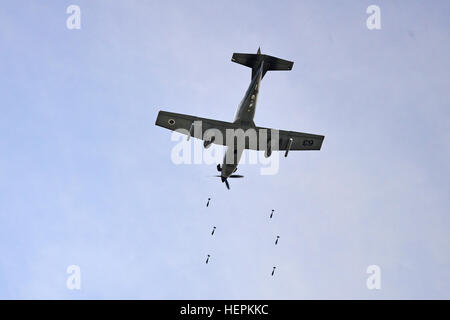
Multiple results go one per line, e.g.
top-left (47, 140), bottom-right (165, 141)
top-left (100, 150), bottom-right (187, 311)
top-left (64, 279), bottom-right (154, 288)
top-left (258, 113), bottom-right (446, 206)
top-left (232, 48), bottom-right (294, 79)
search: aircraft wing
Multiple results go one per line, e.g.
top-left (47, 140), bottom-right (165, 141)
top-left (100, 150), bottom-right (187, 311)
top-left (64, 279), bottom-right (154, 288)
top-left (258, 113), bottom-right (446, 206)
top-left (155, 110), bottom-right (239, 146)
top-left (254, 126), bottom-right (325, 151)
top-left (155, 110), bottom-right (324, 151)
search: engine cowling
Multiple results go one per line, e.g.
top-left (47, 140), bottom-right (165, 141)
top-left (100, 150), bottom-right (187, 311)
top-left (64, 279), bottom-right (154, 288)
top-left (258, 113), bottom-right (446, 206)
top-left (203, 136), bottom-right (215, 149)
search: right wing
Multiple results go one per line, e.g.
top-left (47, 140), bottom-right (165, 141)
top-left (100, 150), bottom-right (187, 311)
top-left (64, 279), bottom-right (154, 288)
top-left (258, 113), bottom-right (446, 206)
top-left (254, 126), bottom-right (325, 151)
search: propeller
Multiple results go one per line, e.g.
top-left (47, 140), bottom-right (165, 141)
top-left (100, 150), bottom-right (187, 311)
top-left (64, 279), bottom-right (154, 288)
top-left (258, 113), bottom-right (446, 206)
top-left (214, 175), bottom-right (244, 178)
top-left (213, 175), bottom-right (244, 190)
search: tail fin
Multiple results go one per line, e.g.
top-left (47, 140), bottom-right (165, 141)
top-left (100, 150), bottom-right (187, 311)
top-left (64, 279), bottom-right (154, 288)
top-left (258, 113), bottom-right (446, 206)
top-left (231, 47), bottom-right (294, 79)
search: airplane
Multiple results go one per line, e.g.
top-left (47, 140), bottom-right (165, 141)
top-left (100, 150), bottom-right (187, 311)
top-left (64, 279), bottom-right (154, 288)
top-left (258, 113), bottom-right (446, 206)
top-left (155, 48), bottom-right (324, 189)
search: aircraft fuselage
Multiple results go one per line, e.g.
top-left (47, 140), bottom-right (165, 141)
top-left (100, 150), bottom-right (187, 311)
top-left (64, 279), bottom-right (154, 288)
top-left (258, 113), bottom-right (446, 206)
top-left (220, 62), bottom-right (264, 180)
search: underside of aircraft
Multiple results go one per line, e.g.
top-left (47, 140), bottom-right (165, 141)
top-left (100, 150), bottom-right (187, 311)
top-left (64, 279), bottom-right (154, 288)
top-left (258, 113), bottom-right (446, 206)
top-left (155, 48), bottom-right (325, 189)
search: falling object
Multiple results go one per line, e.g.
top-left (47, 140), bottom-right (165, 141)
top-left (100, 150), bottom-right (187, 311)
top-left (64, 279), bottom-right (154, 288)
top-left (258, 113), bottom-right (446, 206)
top-left (270, 209), bottom-right (274, 219)
top-left (206, 254), bottom-right (210, 264)
top-left (272, 266), bottom-right (276, 276)
top-left (206, 198), bottom-right (211, 207)
top-left (211, 226), bottom-right (216, 236)
top-left (275, 236), bottom-right (280, 245)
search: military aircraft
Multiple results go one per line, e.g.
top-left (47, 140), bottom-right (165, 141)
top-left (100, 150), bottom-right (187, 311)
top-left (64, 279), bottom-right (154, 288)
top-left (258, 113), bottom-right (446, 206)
top-left (155, 48), bottom-right (324, 189)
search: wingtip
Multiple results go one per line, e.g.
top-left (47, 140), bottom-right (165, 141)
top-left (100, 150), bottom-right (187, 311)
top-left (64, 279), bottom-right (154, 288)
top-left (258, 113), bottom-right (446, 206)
top-left (155, 109), bottom-right (163, 125)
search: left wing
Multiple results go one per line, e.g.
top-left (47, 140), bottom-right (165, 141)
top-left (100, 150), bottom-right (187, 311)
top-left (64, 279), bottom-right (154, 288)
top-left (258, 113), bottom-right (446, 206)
top-left (155, 110), bottom-right (239, 146)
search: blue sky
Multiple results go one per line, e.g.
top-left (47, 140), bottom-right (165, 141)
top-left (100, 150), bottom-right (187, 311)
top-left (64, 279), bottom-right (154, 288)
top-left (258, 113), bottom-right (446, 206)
top-left (0, 0), bottom-right (449, 299)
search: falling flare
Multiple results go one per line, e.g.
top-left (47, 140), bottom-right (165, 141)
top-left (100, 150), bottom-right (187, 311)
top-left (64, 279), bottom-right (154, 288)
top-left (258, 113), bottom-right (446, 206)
top-left (211, 226), bottom-right (216, 236)
top-left (270, 209), bottom-right (274, 219)
top-left (275, 235), bottom-right (280, 245)
top-left (206, 198), bottom-right (211, 207)
top-left (206, 254), bottom-right (210, 264)
top-left (272, 266), bottom-right (276, 276)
